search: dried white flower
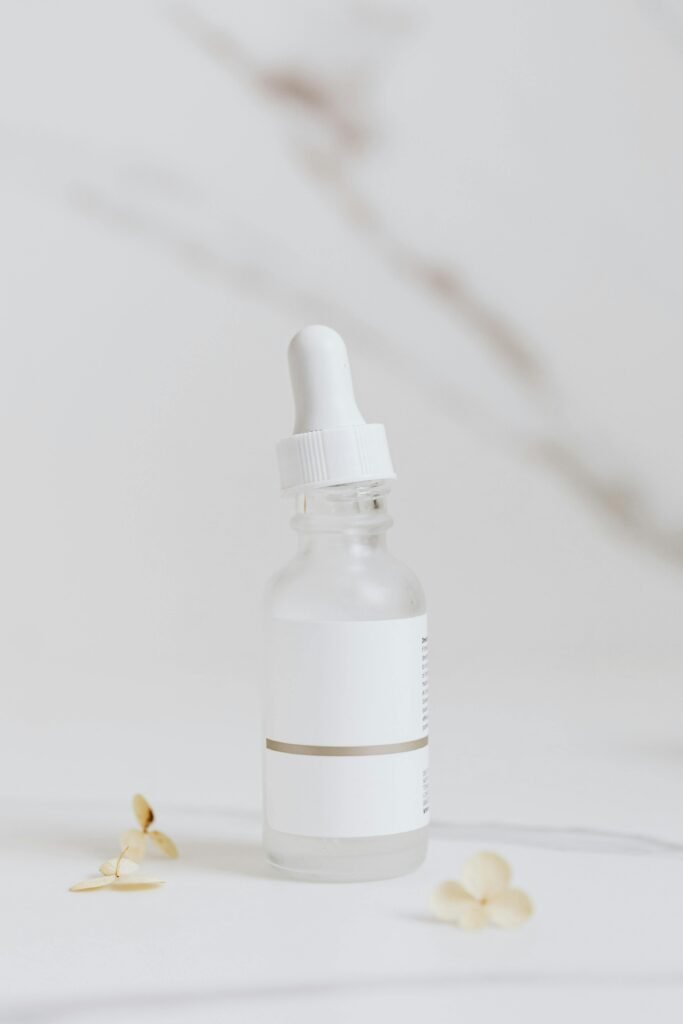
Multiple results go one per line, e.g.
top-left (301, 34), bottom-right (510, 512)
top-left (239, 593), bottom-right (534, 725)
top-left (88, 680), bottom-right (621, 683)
top-left (70, 848), bottom-right (165, 892)
top-left (121, 793), bottom-right (179, 861)
top-left (431, 851), bottom-right (533, 930)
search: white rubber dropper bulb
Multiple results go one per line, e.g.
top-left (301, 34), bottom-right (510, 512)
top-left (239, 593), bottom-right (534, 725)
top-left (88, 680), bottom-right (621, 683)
top-left (288, 325), bottom-right (365, 434)
top-left (277, 324), bottom-right (394, 490)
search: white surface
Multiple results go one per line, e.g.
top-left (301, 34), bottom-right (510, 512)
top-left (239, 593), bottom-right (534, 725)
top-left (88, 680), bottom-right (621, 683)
top-left (1, 0), bottom-right (682, 1020)
top-left (3, 686), bottom-right (682, 1022)
top-left (2, 740), bottom-right (683, 1024)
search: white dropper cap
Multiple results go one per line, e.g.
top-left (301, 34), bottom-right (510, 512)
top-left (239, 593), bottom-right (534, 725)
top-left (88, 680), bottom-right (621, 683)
top-left (276, 325), bottom-right (395, 492)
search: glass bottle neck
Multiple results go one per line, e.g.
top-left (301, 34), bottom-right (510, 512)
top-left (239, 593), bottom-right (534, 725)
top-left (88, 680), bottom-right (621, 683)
top-left (291, 481), bottom-right (392, 553)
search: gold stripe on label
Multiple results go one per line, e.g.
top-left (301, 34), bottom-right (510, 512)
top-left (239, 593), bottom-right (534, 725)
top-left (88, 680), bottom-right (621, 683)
top-left (265, 736), bottom-right (428, 757)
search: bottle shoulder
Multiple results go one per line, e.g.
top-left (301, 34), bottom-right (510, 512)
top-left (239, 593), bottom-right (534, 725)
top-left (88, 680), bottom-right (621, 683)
top-left (266, 547), bottom-right (426, 621)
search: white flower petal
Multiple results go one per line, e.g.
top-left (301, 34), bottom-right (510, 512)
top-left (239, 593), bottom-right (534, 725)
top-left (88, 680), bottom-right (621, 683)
top-left (132, 794), bottom-right (154, 830)
top-left (100, 857), bottom-right (139, 877)
top-left (70, 875), bottom-right (114, 892)
top-left (111, 876), bottom-right (165, 890)
top-left (430, 881), bottom-right (478, 922)
top-left (149, 831), bottom-right (179, 859)
top-left (485, 888), bottom-right (533, 928)
top-left (121, 829), bottom-right (147, 861)
top-left (457, 902), bottom-right (489, 931)
top-left (462, 851), bottom-right (511, 901)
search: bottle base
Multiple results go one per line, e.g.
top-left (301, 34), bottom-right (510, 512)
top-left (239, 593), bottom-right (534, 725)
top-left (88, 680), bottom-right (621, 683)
top-left (264, 824), bottom-right (428, 882)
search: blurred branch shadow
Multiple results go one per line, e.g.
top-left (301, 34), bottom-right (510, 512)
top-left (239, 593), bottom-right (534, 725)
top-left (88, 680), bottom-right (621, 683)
top-left (166, 4), bottom-right (683, 571)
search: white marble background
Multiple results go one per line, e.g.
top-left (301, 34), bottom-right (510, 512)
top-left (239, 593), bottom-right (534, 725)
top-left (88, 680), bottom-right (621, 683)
top-left (0, 1), bottom-right (682, 1021)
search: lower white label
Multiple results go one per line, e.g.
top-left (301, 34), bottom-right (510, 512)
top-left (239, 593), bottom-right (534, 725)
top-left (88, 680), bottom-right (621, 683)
top-left (264, 615), bottom-right (429, 838)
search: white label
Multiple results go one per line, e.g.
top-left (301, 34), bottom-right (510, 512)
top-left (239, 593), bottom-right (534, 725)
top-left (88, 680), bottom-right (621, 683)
top-left (264, 615), bottom-right (429, 838)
